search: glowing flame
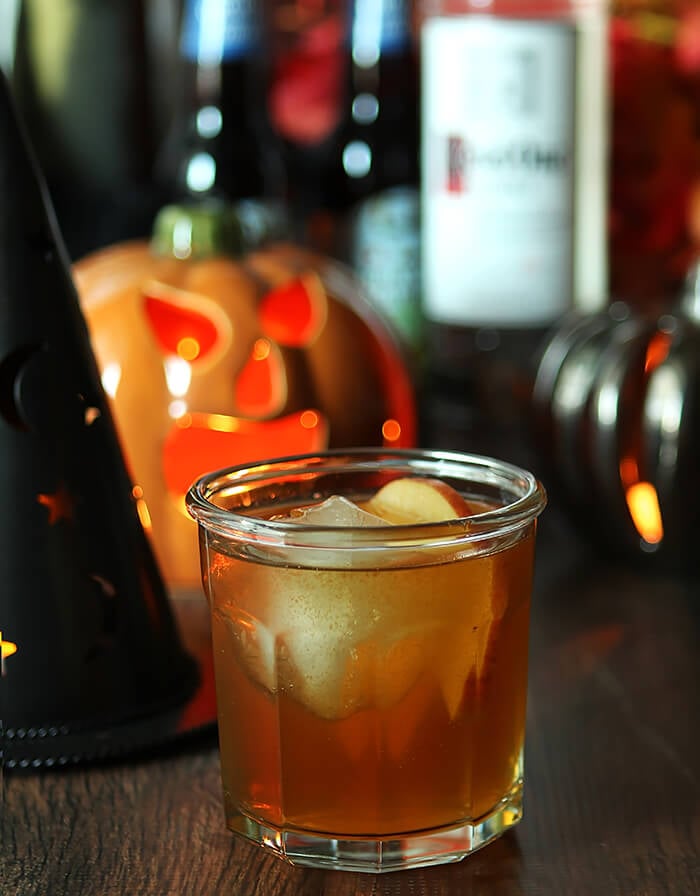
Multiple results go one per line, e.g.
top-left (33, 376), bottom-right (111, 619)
top-left (625, 481), bottom-right (663, 545)
top-left (644, 331), bottom-right (672, 373)
top-left (1, 631), bottom-right (18, 676)
top-left (1, 633), bottom-right (17, 660)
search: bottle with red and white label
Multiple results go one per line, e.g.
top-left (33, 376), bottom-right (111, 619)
top-left (419, 0), bottom-right (608, 433)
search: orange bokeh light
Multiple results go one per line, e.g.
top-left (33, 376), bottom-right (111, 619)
top-left (177, 336), bottom-right (201, 361)
top-left (300, 410), bottom-right (320, 429)
top-left (382, 419), bottom-right (402, 443)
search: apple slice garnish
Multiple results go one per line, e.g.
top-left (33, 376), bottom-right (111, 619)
top-left (366, 476), bottom-right (473, 524)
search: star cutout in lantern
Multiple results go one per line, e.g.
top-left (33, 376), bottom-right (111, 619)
top-left (84, 406), bottom-right (101, 426)
top-left (37, 483), bottom-right (75, 524)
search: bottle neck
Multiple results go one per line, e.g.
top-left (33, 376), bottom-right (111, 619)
top-left (350, 0), bottom-right (413, 65)
top-left (347, 0), bottom-right (417, 103)
top-left (180, 0), bottom-right (260, 67)
top-left (156, 0), bottom-right (286, 234)
top-left (320, 0), bottom-right (418, 209)
top-left (179, 0), bottom-right (265, 108)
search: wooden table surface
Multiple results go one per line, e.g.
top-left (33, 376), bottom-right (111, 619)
top-left (4, 479), bottom-right (700, 895)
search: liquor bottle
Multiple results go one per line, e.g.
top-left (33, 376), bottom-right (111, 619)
top-left (419, 0), bottom-right (608, 456)
top-left (287, 0), bottom-right (423, 356)
top-left (156, 0), bottom-right (288, 248)
top-left (344, 0), bottom-right (422, 356)
top-left (608, 0), bottom-right (700, 313)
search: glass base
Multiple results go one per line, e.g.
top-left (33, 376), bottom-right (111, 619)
top-left (227, 780), bottom-right (523, 873)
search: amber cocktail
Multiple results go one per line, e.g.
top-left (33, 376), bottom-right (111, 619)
top-left (186, 449), bottom-right (546, 872)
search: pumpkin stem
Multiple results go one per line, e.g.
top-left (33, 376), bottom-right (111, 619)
top-left (151, 199), bottom-right (246, 260)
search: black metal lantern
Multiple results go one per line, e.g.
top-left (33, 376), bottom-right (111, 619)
top-left (0, 71), bottom-right (198, 768)
top-left (533, 274), bottom-right (700, 570)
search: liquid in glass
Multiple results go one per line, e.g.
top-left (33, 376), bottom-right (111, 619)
top-left (187, 451), bottom-right (545, 872)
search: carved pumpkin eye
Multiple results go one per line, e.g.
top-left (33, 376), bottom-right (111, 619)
top-left (142, 282), bottom-right (231, 364)
top-left (258, 274), bottom-right (327, 347)
top-left (234, 337), bottom-right (288, 418)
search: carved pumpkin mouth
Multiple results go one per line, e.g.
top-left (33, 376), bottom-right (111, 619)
top-left (163, 408), bottom-right (329, 500)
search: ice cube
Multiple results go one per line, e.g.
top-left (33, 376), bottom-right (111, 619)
top-left (283, 626), bottom-right (435, 721)
top-left (436, 559), bottom-right (496, 720)
top-left (271, 496), bottom-right (387, 570)
top-left (217, 607), bottom-right (278, 694)
top-left (272, 569), bottom-right (367, 718)
top-left (283, 495), bottom-right (386, 527)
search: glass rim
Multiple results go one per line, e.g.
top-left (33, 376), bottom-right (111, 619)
top-left (185, 448), bottom-right (547, 551)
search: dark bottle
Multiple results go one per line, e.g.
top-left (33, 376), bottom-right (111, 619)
top-left (11, 0), bottom-right (160, 260)
top-left (292, 0), bottom-right (422, 355)
top-left (156, 0), bottom-right (288, 248)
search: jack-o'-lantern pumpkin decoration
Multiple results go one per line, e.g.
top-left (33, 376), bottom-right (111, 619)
top-left (532, 267), bottom-right (700, 570)
top-left (74, 204), bottom-right (417, 594)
